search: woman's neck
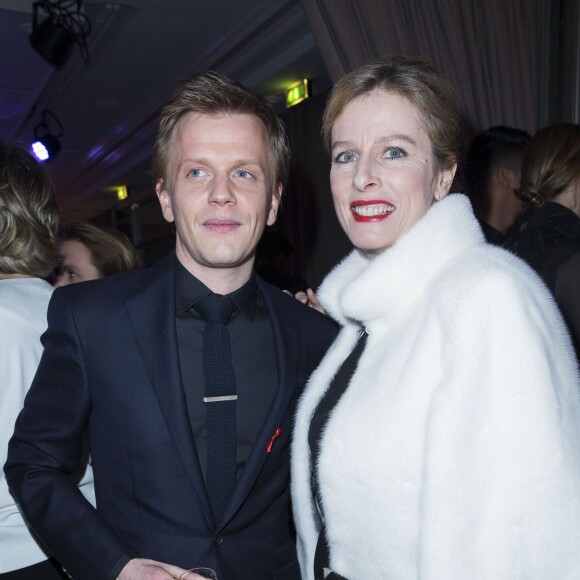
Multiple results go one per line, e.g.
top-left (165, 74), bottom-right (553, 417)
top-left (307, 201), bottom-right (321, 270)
top-left (552, 178), bottom-right (580, 218)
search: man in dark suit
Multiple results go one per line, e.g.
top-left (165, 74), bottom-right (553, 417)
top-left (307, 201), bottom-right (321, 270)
top-left (5, 71), bottom-right (337, 580)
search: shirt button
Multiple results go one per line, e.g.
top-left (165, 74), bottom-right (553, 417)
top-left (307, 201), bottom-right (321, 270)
top-left (213, 535), bottom-right (223, 546)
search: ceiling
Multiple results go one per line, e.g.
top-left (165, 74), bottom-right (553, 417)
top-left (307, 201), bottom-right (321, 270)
top-left (0, 0), bottom-right (329, 222)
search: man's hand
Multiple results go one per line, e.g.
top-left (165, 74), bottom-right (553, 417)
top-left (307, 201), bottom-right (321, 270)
top-left (117, 558), bottom-right (208, 579)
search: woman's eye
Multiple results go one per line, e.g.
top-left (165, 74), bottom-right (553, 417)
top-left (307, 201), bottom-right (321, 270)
top-left (335, 151), bottom-right (356, 164)
top-left (385, 147), bottom-right (405, 160)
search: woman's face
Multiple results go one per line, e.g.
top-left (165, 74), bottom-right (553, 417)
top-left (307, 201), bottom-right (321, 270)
top-left (54, 239), bottom-right (102, 287)
top-left (329, 90), bottom-right (455, 254)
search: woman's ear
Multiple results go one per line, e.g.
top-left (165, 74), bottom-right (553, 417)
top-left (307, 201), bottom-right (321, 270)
top-left (434, 163), bottom-right (457, 201)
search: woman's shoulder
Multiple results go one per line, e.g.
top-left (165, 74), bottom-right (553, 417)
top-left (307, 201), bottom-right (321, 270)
top-left (0, 277), bottom-right (53, 334)
top-left (433, 242), bottom-right (558, 318)
top-left (431, 243), bottom-right (577, 369)
top-left (439, 241), bottom-right (537, 283)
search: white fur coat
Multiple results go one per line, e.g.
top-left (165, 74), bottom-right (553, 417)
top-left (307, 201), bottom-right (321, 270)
top-left (292, 194), bottom-right (580, 580)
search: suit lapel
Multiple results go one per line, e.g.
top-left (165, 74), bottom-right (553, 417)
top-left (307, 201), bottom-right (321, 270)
top-left (125, 254), bottom-right (213, 526)
top-left (220, 278), bottom-right (301, 527)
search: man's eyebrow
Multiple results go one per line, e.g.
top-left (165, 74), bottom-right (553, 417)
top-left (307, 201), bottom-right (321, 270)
top-left (177, 158), bottom-right (265, 168)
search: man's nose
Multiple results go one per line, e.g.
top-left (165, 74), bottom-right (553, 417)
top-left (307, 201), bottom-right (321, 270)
top-left (208, 173), bottom-right (236, 204)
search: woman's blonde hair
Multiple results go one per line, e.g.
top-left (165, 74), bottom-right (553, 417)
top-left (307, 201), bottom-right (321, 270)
top-left (62, 222), bottom-right (139, 277)
top-left (517, 123), bottom-right (580, 208)
top-left (322, 55), bottom-right (460, 173)
top-left (0, 144), bottom-right (59, 277)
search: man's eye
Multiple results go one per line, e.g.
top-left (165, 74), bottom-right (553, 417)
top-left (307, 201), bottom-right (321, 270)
top-left (187, 168), bottom-right (205, 177)
top-left (236, 170), bottom-right (254, 179)
top-left (335, 151), bottom-right (356, 164)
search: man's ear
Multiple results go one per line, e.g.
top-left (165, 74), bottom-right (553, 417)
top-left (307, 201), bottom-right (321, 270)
top-left (156, 179), bottom-right (175, 223)
top-left (496, 165), bottom-right (518, 190)
top-left (267, 183), bottom-right (283, 226)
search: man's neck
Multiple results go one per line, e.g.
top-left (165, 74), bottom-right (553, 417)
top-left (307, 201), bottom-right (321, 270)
top-left (175, 252), bottom-right (254, 295)
top-left (484, 187), bottom-right (522, 234)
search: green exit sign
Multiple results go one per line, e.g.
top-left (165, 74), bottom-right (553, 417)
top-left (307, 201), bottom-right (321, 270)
top-left (286, 79), bottom-right (310, 108)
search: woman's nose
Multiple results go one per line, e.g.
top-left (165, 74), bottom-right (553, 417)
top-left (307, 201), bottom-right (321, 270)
top-left (352, 157), bottom-right (378, 192)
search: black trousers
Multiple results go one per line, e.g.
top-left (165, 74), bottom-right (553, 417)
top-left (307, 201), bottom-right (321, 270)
top-left (0, 559), bottom-right (68, 580)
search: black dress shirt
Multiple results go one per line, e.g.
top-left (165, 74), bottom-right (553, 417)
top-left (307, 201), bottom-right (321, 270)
top-left (308, 330), bottom-right (367, 517)
top-left (174, 257), bottom-right (278, 483)
top-left (308, 330), bottom-right (367, 580)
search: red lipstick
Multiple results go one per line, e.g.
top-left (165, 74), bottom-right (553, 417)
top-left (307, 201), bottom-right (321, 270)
top-left (350, 200), bottom-right (395, 222)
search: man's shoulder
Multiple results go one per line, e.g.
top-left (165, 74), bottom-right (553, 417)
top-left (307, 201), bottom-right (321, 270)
top-left (49, 263), bottom-right (173, 319)
top-left (257, 277), bottom-right (338, 339)
top-left (60, 268), bottom-right (140, 301)
top-left (56, 255), bottom-right (173, 309)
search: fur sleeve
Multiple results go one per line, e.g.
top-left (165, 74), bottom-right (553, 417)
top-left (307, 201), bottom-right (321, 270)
top-left (419, 251), bottom-right (580, 579)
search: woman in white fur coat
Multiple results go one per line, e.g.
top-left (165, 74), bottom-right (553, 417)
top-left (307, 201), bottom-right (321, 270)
top-left (291, 56), bottom-right (580, 580)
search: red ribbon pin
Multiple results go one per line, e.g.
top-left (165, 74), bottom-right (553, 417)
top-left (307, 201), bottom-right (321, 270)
top-left (266, 427), bottom-right (282, 453)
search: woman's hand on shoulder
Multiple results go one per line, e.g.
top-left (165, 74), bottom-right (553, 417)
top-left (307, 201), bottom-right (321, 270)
top-left (284, 287), bottom-right (326, 315)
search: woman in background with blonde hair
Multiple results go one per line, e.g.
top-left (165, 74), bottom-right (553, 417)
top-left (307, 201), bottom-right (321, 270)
top-left (504, 123), bottom-right (580, 356)
top-left (0, 144), bottom-right (78, 579)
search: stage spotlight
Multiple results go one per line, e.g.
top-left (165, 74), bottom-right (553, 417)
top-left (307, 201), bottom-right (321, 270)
top-left (30, 12), bottom-right (76, 67)
top-left (29, 1), bottom-right (92, 67)
top-left (32, 134), bottom-right (61, 162)
top-left (31, 109), bottom-right (64, 162)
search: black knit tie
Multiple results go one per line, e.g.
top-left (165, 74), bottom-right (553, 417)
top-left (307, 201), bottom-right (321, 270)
top-left (197, 294), bottom-right (237, 522)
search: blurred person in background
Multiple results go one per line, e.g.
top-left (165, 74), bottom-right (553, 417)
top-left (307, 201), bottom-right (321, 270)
top-left (255, 230), bottom-right (309, 295)
top-left (54, 221), bottom-right (139, 287)
top-left (0, 144), bottom-right (94, 579)
top-left (464, 125), bottom-right (530, 244)
top-left (503, 123), bottom-right (580, 358)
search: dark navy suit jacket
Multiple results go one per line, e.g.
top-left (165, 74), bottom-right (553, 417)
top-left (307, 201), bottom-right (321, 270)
top-left (5, 253), bottom-right (337, 580)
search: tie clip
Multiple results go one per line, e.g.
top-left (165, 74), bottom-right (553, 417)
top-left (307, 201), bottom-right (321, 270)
top-left (203, 395), bottom-right (238, 403)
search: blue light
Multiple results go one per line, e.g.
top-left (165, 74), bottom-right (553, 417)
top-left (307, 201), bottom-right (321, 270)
top-left (30, 134), bottom-right (61, 162)
top-left (32, 140), bottom-right (50, 161)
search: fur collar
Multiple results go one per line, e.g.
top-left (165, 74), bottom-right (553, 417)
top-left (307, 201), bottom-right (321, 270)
top-left (318, 194), bottom-right (484, 329)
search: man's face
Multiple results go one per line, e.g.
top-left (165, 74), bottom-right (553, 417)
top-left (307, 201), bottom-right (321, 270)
top-left (157, 112), bottom-right (281, 284)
